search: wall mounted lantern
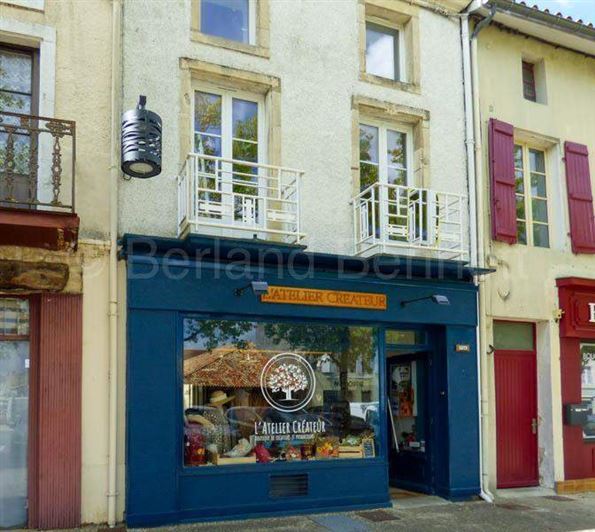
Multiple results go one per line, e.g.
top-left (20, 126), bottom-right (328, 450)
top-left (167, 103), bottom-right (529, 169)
top-left (235, 281), bottom-right (270, 297)
top-left (400, 294), bottom-right (450, 308)
top-left (121, 95), bottom-right (162, 178)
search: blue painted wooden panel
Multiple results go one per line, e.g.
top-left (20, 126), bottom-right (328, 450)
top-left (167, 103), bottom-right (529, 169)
top-left (444, 325), bottom-right (480, 499)
top-left (126, 309), bottom-right (179, 521)
top-left (177, 460), bottom-right (389, 520)
top-left (127, 258), bottom-right (478, 327)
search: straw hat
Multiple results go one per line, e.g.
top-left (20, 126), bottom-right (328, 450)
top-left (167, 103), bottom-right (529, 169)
top-left (208, 390), bottom-right (235, 406)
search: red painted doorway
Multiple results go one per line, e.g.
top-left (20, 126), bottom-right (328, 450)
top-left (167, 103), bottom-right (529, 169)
top-left (494, 323), bottom-right (539, 488)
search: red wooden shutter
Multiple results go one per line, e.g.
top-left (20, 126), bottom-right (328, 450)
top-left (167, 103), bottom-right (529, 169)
top-left (489, 118), bottom-right (517, 244)
top-left (564, 141), bottom-right (595, 254)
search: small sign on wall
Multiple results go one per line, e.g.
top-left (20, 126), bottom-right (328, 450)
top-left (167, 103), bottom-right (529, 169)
top-left (455, 344), bottom-right (471, 353)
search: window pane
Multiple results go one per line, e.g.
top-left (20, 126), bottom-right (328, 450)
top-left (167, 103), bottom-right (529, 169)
top-left (514, 144), bottom-right (523, 169)
top-left (0, 49), bottom-right (32, 94)
top-left (360, 162), bottom-right (379, 190)
top-left (533, 223), bottom-right (549, 248)
top-left (232, 98), bottom-right (258, 141)
top-left (0, 340), bottom-right (29, 527)
top-left (201, 0), bottom-right (249, 44)
top-left (581, 343), bottom-right (595, 442)
top-left (359, 124), bottom-right (378, 164)
top-left (529, 149), bottom-right (545, 173)
top-left (522, 61), bottom-right (536, 101)
top-left (387, 167), bottom-right (407, 186)
top-left (530, 172), bottom-right (547, 197)
top-left (517, 221), bottom-right (527, 245)
top-left (387, 129), bottom-right (406, 169)
top-left (515, 194), bottom-right (525, 220)
top-left (0, 299), bottom-right (29, 336)
top-left (531, 198), bottom-right (548, 223)
top-left (515, 170), bottom-right (524, 194)
top-left (386, 330), bottom-right (426, 345)
top-left (194, 133), bottom-right (221, 157)
top-left (365, 24), bottom-right (398, 80)
top-left (183, 319), bottom-right (380, 466)
top-left (194, 91), bottom-right (222, 135)
top-left (493, 321), bottom-right (533, 350)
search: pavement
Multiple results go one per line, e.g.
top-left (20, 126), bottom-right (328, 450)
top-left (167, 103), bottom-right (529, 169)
top-left (126, 491), bottom-right (595, 532)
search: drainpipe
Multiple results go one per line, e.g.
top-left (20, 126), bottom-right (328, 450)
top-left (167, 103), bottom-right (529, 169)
top-left (461, 2), bottom-right (496, 504)
top-left (107, 0), bottom-right (122, 526)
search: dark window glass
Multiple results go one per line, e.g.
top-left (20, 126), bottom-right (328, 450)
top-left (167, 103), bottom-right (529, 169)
top-left (182, 319), bottom-right (379, 466)
top-left (581, 343), bottom-right (595, 442)
top-left (522, 61), bottom-right (537, 102)
top-left (0, 298), bottom-right (29, 527)
top-left (201, 0), bottom-right (250, 44)
top-left (0, 45), bottom-right (39, 208)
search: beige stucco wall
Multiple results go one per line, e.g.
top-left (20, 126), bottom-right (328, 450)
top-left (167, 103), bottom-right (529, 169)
top-left (119, 0), bottom-right (469, 256)
top-left (476, 24), bottom-right (595, 492)
top-left (0, 0), bottom-right (115, 524)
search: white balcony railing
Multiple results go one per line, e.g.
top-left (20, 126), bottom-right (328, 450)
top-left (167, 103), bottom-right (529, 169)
top-left (178, 153), bottom-right (304, 243)
top-left (353, 182), bottom-right (467, 260)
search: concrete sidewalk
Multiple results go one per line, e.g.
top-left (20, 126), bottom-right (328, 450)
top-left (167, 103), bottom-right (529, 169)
top-left (130, 492), bottom-right (595, 532)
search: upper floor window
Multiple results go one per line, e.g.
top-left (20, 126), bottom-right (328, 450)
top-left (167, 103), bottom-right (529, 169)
top-left (200, 0), bottom-right (255, 45)
top-left (359, 121), bottom-right (410, 191)
top-left (522, 61), bottom-right (536, 102)
top-left (365, 22), bottom-right (402, 82)
top-left (514, 144), bottom-right (549, 248)
top-left (0, 44), bottom-right (37, 115)
top-left (521, 58), bottom-right (547, 104)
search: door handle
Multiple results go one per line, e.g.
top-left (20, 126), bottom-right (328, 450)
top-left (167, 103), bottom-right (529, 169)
top-left (531, 418), bottom-right (538, 435)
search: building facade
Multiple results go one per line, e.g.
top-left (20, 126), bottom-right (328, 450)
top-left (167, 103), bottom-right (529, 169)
top-left (119, 0), bottom-right (482, 526)
top-left (469, 0), bottom-right (595, 495)
top-left (0, 0), bottom-right (116, 527)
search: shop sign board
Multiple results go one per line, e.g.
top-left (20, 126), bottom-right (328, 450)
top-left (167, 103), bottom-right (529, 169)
top-left (261, 286), bottom-right (387, 310)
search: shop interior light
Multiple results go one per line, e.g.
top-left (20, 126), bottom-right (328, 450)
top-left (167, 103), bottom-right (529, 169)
top-left (234, 281), bottom-right (269, 297)
top-left (400, 294), bottom-right (450, 307)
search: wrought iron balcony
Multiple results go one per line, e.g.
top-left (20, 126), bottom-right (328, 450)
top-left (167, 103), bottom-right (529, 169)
top-left (178, 153), bottom-right (304, 243)
top-left (0, 110), bottom-right (75, 212)
top-left (353, 182), bottom-right (467, 260)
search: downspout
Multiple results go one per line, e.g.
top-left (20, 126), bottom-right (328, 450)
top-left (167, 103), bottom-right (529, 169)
top-left (461, 2), bottom-right (496, 504)
top-left (107, 0), bottom-right (122, 526)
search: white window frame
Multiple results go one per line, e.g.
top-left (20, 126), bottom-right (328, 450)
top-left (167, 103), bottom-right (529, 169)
top-left (359, 119), bottom-right (413, 188)
top-left (514, 142), bottom-right (550, 248)
top-left (192, 83), bottom-right (267, 227)
top-left (365, 17), bottom-right (406, 83)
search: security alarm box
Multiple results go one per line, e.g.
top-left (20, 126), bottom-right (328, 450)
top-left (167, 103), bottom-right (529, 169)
top-left (564, 403), bottom-right (590, 426)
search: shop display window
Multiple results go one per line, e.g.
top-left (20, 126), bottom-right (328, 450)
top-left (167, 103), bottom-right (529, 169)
top-left (581, 342), bottom-right (595, 442)
top-left (182, 318), bottom-right (379, 466)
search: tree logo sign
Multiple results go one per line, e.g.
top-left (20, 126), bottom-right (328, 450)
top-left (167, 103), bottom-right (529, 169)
top-left (260, 353), bottom-right (316, 412)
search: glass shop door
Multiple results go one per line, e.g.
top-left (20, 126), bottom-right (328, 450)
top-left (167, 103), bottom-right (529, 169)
top-left (387, 349), bottom-right (432, 494)
top-left (0, 299), bottom-right (30, 528)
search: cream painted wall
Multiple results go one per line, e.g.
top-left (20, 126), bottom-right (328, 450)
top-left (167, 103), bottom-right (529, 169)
top-left (476, 25), bottom-right (595, 490)
top-left (0, 0), bottom-right (115, 524)
top-left (119, 0), bottom-right (469, 255)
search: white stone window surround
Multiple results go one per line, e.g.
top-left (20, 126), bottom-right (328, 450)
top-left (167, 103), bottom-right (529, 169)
top-left (0, 0), bottom-right (44, 11)
top-left (0, 16), bottom-right (55, 118)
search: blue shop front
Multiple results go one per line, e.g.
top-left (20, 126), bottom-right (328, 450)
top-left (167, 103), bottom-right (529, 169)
top-left (123, 235), bottom-right (481, 526)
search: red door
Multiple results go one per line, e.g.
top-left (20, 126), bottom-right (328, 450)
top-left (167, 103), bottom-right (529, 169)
top-left (495, 349), bottom-right (539, 488)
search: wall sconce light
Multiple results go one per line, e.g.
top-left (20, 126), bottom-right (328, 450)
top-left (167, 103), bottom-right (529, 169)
top-left (400, 294), bottom-right (450, 308)
top-left (235, 281), bottom-right (269, 297)
top-left (121, 95), bottom-right (162, 178)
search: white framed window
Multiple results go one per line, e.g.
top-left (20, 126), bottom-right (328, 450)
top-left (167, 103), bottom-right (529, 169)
top-left (200, 0), bottom-right (256, 45)
top-left (514, 143), bottom-right (550, 247)
top-left (192, 85), bottom-right (266, 225)
top-left (365, 20), bottom-right (405, 82)
top-left (359, 120), bottom-right (412, 191)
